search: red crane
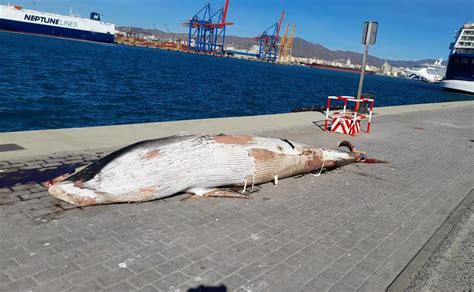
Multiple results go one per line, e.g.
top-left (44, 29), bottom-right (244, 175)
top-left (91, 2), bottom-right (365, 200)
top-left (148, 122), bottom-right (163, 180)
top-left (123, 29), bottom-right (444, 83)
top-left (256, 10), bottom-right (285, 61)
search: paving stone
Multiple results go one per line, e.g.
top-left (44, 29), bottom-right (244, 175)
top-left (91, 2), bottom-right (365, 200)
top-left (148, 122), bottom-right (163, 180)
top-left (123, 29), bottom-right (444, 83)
top-left (294, 263), bottom-right (329, 284)
top-left (181, 258), bottom-right (218, 277)
top-left (268, 276), bottom-right (304, 292)
top-left (258, 249), bottom-right (287, 267)
top-left (128, 253), bottom-right (166, 274)
top-left (138, 285), bottom-right (159, 292)
top-left (259, 263), bottom-right (295, 284)
top-left (345, 247), bottom-right (369, 262)
top-left (36, 278), bottom-right (72, 292)
top-left (154, 256), bottom-right (192, 276)
top-left (159, 244), bottom-right (189, 260)
top-left (0, 246), bottom-right (26, 261)
top-left (323, 245), bottom-right (348, 260)
top-left (25, 235), bottom-right (66, 250)
top-left (214, 259), bottom-right (245, 276)
top-left (19, 191), bottom-right (49, 200)
top-left (221, 274), bottom-right (247, 290)
top-left (306, 255), bottom-right (334, 273)
top-left (300, 277), bottom-right (332, 291)
top-left (11, 184), bottom-right (40, 191)
top-left (152, 272), bottom-right (189, 291)
top-left (7, 261), bottom-right (50, 280)
top-left (188, 270), bottom-right (221, 287)
top-left (0, 259), bottom-right (20, 271)
top-left (237, 261), bottom-right (270, 281)
top-left (45, 249), bottom-right (85, 267)
top-left (29, 186), bottom-right (47, 193)
top-left (75, 251), bottom-right (112, 268)
top-left (356, 258), bottom-right (382, 274)
top-left (33, 263), bottom-right (81, 283)
top-left (0, 189), bottom-right (12, 196)
top-left (109, 240), bottom-right (145, 256)
top-left (102, 281), bottom-right (136, 291)
top-left (340, 269), bottom-right (370, 289)
top-left (330, 256), bottom-right (357, 273)
top-left (367, 245), bottom-right (395, 262)
top-left (129, 270), bottom-right (160, 288)
top-left (0, 277), bottom-right (37, 291)
top-left (95, 267), bottom-right (134, 287)
top-left (186, 246), bottom-right (214, 262)
top-left (41, 162), bottom-right (62, 168)
top-left (132, 242), bottom-right (167, 258)
top-left (314, 268), bottom-right (344, 285)
top-left (67, 264), bottom-right (110, 285)
top-left (53, 239), bottom-right (86, 253)
top-left (0, 196), bottom-right (21, 205)
top-left (0, 272), bottom-right (11, 284)
top-left (328, 282), bottom-right (357, 292)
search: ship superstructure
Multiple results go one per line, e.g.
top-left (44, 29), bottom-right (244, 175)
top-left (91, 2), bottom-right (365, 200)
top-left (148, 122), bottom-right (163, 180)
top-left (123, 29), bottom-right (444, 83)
top-left (441, 23), bottom-right (474, 94)
top-left (0, 4), bottom-right (115, 43)
top-left (405, 59), bottom-right (446, 83)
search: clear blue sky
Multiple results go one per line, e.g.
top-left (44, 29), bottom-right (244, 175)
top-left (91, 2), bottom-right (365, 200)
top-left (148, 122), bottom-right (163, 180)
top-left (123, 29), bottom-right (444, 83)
top-left (10, 0), bottom-right (474, 60)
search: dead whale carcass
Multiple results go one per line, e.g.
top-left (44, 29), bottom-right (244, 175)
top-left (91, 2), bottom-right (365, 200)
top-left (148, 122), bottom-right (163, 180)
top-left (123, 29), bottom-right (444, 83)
top-left (46, 134), bottom-right (379, 206)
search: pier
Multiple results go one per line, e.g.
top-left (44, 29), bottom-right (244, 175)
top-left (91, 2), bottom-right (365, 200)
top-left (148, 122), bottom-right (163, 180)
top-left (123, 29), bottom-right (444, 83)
top-left (0, 101), bottom-right (473, 291)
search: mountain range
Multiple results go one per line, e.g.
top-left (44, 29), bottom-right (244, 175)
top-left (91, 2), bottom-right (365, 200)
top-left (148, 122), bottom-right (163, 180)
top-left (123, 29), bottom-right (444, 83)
top-left (117, 26), bottom-right (443, 68)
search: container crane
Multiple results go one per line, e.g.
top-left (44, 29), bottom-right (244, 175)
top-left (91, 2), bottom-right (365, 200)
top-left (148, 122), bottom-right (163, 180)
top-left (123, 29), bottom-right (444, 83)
top-left (256, 10), bottom-right (284, 62)
top-left (165, 24), bottom-right (175, 42)
top-left (278, 24), bottom-right (289, 58)
top-left (278, 24), bottom-right (296, 63)
top-left (182, 0), bottom-right (233, 54)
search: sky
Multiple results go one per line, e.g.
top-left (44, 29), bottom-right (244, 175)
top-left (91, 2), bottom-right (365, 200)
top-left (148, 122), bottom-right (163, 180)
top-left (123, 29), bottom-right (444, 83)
top-left (9, 0), bottom-right (474, 60)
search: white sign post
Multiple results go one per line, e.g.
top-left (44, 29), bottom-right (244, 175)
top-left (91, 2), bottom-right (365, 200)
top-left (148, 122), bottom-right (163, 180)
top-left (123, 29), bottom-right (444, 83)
top-left (356, 21), bottom-right (378, 100)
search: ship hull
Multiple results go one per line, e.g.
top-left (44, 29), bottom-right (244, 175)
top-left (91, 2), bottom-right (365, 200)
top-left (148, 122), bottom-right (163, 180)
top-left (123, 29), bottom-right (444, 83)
top-left (0, 18), bottom-right (114, 43)
top-left (441, 80), bottom-right (474, 94)
top-left (441, 53), bottom-right (474, 94)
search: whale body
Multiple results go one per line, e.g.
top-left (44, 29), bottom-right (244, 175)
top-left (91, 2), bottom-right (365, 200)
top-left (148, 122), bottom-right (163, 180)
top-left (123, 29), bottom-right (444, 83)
top-left (47, 134), bottom-right (367, 206)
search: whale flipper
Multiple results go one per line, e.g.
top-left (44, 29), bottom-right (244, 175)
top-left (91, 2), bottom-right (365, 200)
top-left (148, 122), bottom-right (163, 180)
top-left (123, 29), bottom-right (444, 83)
top-left (187, 188), bottom-right (252, 199)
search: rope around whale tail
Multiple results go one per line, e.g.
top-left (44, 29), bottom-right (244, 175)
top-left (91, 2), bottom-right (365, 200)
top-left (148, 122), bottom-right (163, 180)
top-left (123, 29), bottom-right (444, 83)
top-left (337, 140), bottom-right (388, 164)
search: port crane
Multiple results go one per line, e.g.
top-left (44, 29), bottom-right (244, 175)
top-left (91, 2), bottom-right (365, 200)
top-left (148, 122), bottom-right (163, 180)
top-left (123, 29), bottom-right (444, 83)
top-left (183, 0), bottom-right (233, 54)
top-left (256, 10), bottom-right (284, 62)
top-left (278, 24), bottom-right (296, 62)
top-left (165, 24), bottom-right (175, 42)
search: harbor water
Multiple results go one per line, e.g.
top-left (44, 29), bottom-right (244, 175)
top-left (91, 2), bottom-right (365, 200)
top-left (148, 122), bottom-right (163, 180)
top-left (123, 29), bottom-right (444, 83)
top-left (0, 31), bottom-right (472, 133)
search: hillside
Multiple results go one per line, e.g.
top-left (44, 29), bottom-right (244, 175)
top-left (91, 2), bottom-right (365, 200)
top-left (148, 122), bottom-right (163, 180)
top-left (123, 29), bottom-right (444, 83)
top-left (117, 26), bottom-right (441, 67)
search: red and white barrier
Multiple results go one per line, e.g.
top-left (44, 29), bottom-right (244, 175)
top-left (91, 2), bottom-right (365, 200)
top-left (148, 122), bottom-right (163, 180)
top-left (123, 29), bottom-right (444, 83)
top-left (323, 96), bottom-right (374, 136)
top-left (331, 116), bottom-right (361, 135)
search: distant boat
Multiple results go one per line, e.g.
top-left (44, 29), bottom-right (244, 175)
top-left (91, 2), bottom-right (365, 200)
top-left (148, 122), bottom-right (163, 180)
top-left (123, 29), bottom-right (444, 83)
top-left (441, 23), bottom-right (474, 94)
top-left (0, 4), bottom-right (115, 43)
top-left (405, 59), bottom-right (446, 83)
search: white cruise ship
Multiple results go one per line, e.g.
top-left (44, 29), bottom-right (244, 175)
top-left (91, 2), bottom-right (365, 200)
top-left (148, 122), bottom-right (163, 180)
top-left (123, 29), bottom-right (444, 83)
top-left (405, 59), bottom-right (446, 83)
top-left (441, 23), bottom-right (474, 94)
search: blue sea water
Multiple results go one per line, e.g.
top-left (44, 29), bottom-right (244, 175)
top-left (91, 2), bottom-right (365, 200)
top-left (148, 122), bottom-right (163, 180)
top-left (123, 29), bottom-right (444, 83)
top-left (0, 31), bottom-right (472, 133)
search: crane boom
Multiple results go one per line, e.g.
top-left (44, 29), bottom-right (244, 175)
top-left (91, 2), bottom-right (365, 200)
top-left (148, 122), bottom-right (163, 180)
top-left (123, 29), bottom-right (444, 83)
top-left (222, 0), bottom-right (230, 25)
top-left (289, 24), bottom-right (296, 56)
top-left (274, 10), bottom-right (285, 42)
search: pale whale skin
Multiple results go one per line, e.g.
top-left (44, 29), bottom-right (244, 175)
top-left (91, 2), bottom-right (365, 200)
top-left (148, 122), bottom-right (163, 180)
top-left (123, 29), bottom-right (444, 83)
top-left (47, 134), bottom-right (364, 206)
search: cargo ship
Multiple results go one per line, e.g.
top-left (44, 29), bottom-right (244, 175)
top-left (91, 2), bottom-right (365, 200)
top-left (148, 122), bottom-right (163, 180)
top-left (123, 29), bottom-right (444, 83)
top-left (0, 4), bottom-right (115, 43)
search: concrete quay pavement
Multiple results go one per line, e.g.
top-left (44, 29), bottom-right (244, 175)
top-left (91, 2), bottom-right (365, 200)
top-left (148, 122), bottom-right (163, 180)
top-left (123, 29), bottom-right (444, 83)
top-left (0, 101), bottom-right (473, 291)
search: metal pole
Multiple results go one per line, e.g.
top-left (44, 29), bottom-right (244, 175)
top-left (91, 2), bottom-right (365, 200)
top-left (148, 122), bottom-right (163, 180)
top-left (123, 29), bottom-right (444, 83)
top-left (356, 42), bottom-right (369, 100)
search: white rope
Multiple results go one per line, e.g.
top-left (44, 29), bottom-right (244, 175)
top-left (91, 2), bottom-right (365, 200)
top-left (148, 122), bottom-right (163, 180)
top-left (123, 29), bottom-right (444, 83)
top-left (242, 177), bottom-right (247, 193)
top-left (251, 174), bottom-right (256, 192)
top-left (313, 159), bottom-right (325, 177)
